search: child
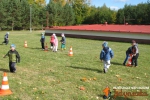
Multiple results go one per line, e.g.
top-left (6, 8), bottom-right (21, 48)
top-left (100, 41), bottom-right (114, 73)
top-left (131, 40), bottom-right (139, 67)
top-left (3, 44), bottom-right (20, 73)
top-left (2, 32), bottom-right (9, 45)
top-left (53, 34), bottom-right (58, 52)
top-left (50, 34), bottom-right (55, 50)
top-left (40, 32), bottom-right (45, 50)
top-left (60, 33), bottom-right (66, 50)
top-left (123, 46), bottom-right (132, 66)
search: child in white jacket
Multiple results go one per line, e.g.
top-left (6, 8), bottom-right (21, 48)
top-left (53, 34), bottom-right (58, 52)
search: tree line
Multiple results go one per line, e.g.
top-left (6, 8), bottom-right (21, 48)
top-left (0, 0), bottom-right (150, 30)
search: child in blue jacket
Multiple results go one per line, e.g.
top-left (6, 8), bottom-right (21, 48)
top-left (40, 32), bottom-right (45, 50)
top-left (100, 41), bottom-right (114, 73)
top-left (2, 32), bottom-right (9, 45)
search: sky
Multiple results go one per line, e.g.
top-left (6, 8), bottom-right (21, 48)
top-left (46, 0), bottom-right (148, 10)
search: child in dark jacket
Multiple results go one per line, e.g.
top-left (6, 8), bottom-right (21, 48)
top-left (60, 33), bottom-right (66, 50)
top-left (40, 32), bottom-right (45, 50)
top-left (131, 40), bottom-right (139, 67)
top-left (123, 46), bottom-right (132, 66)
top-left (3, 44), bottom-right (20, 73)
top-left (100, 41), bottom-right (114, 73)
top-left (2, 32), bottom-right (9, 45)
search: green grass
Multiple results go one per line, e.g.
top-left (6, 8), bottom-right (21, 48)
top-left (0, 31), bottom-right (150, 100)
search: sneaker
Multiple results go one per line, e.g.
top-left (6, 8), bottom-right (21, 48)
top-left (103, 68), bottom-right (107, 73)
top-left (123, 63), bottom-right (125, 66)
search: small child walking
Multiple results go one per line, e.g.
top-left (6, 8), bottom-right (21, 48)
top-left (2, 32), bottom-right (9, 45)
top-left (40, 32), bottom-right (45, 50)
top-left (100, 41), bottom-right (114, 73)
top-left (3, 44), bottom-right (20, 73)
top-left (123, 46), bottom-right (132, 66)
top-left (50, 34), bottom-right (55, 50)
top-left (60, 33), bottom-right (66, 50)
top-left (53, 34), bottom-right (58, 52)
top-left (131, 40), bottom-right (139, 67)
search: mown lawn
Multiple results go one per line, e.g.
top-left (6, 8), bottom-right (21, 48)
top-left (0, 31), bottom-right (150, 100)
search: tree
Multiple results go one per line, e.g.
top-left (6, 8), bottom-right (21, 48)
top-left (62, 2), bottom-right (74, 25)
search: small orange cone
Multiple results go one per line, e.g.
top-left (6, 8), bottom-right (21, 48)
top-left (126, 54), bottom-right (132, 67)
top-left (44, 43), bottom-right (48, 52)
top-left (24, 41), bottom-right (27, 48)
top-left (68, 46), bottom-right (73, 56)
top-left (0, 72), bottom-right (12, 96)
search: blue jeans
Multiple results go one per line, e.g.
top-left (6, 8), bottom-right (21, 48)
top-left (123, 54), bottom-right (129, 64)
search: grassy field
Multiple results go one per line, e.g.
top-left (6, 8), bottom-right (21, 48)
top-left (0, 31), bottom-right (150, 100)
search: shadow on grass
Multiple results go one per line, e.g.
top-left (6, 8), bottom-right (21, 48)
top-left (28, 47), bottom-right (42, 49)
top-left (66, 66), bottom-right (103, 73)
top-left (111, 62), bottom-right (123, 66)
top-left (98, 94), bottom-right (133, 100)
top-left (0, 68), bottom-right (10, 72)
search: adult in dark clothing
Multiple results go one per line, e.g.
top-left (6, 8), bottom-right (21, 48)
top-left (2, 32), bottom-right (9, 45)
top-left (3, 44), bottom-right (20, 73)
top-left (40, 32), bottom-right (45, 50)
top-left (131, 40), bottom-right (139, 67)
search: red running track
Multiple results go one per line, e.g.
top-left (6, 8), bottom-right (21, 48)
top-left (47, 24), bottom-right (150, 34)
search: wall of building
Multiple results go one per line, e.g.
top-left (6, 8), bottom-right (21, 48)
top-left (45, 29), bottom-right (150, 44)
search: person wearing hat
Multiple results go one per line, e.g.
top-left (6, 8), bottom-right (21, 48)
top-left (2, 32), bottom-right (9, 45)
top-left (131, 40), bottom-right (139, 67)
top-left (40, 32), bottom-right (45, 50)
top-left (3, 44), bottom-right (20, 73)
top-left (100, 41), bottom-right (114, 73)
top-left (60, 33), bottom-right (66, 50)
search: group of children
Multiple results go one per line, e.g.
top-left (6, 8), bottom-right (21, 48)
top-left (100, 40), bottom-right (139, 73)
top-left (1, 31), bottom-right (139, 74)
top-left (40, 33), bottom-right (66, 52)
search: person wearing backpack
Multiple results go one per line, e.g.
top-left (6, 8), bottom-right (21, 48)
top-left (100, 41), bottom-right (114, 73)
top-left (131, 40), bottom-right (139, 67)
top-left (2, 32), bottom-right (9, 45)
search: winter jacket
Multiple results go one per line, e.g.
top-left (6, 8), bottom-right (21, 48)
top-left (4, 50), bottom-right (20, 63)
top-left (126, 47), bottom-right (132, 54)
top-left (40, 35), bottom-right (45, 43)
top-left (4, 34), bottom-right (8, 40)
top-left (100, 47), bottom-right (114, 61)
top-left (132, 44), bottom-right (139, 54)
top-left (50, 35), bottom-right (55, 43)
top-left (54, 36), bottom-right (58, 46)
top-left (60, 36), bottom-right (66, 44)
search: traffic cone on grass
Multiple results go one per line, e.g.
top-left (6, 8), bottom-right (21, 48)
top-left (24, 41), bottom-right (27, 48)
top-left (68, 46), bottom-right (73, 56)
top-left (44, 43), bottom-right (48, 52)
top-left (0, 72), bottom-right (12, 96)
top-left (126, 54), bottom-right (132, 67)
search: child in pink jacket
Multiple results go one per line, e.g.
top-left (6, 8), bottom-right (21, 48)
top-left (53, 34), bottom-right (58, 52)
top-left (50, 34), bottom-right (55, 50)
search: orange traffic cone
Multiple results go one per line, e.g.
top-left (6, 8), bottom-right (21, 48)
top-left (126, 54), bottom-right (132, 67)
top-left (44, 43), bottom-right (48, 52)
top-left (0, 72), bottom-right (12, 96)
top-left (24, 41), bottom-right (27, 48)
top-left (68, 46), bottom-right (73, 56)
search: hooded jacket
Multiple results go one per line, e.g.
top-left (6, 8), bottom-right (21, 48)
top-left (100, 47), bottom-right (114, 61)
